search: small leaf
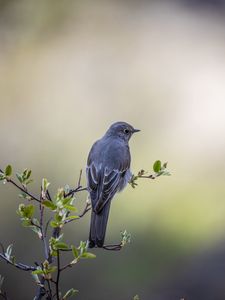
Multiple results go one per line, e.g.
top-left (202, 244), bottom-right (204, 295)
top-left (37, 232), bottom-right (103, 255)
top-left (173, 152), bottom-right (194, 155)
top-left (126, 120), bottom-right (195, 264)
top-left (11, 256), bottom-right (16, 264)
top-left (6, 244), bottom-right (13, 258)
top-left (80, 252), bottom-right (96, 259)
top-left (62, 197), bottom-right (73, 206)
top-left (21, 219), bottom-right (32, 227)
top-left (55, 213), bottom-right (63, 222)
top-left (162, 162), bottom-right (168, 169)
top-left (133, 295), bottom-right (140, 300)
top-left (5, 165), bottom-right (12, 176)
top-left (54, 242), bottom-right (69, 250)
top-left (42, 178), bottom-right (50, 193)
top-left (30, 226), bottom-right (41, 237)
top-left (18, 204), bottom-right (35, 218)
top-left (25, 205), bottom-right (35, 218)
top-left (71, 245), bottom-right (79, 258)
top-left (153, 160), bottom-right (161, 173)
top-left (19, 192), bottom-right (31, 200)
top-left (64, 205), bottom-right (77, 212)
top-left (16, 173), bottom-right (23, 183)
top-left (42, 200), bottom-right (57, 210)
top-left (32, 269), bottom-right (44, 275)
top-left (0, 173), bottom-right (5, 181)
top-left (62, 288), bottom-right (79, 299)
top-left (26, 169), bottom-right (32, 180)
top-left (50, 221), bottom-right (59, 228)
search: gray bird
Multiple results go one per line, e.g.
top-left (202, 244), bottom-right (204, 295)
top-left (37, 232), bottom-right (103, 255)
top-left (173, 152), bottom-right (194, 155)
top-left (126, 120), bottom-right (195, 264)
top-left (86, 121), bottom-right (140, 248)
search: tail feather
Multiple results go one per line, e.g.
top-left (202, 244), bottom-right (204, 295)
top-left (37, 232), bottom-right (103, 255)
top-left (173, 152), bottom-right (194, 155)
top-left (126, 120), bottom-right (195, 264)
top-left (89, 201), bottom-right (111, 248)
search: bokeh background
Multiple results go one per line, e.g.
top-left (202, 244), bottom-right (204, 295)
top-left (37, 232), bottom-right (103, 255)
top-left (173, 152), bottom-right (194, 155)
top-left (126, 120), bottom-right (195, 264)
top-left (1, 0), bottom-right (225, 299)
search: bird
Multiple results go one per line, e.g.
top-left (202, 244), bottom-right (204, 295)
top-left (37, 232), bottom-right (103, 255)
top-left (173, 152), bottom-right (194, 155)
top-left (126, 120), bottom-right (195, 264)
top-left (86, 121), bottom-right (140, 248)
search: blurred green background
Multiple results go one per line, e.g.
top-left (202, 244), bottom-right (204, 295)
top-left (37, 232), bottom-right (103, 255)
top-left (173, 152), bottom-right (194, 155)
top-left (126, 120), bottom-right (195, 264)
top-left (1, 0), bottom-right (225, 299)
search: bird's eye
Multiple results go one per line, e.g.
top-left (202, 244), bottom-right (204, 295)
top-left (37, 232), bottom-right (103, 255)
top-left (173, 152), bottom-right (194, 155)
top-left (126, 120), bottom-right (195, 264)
top-left (123, 129), bottom-right (130, 134)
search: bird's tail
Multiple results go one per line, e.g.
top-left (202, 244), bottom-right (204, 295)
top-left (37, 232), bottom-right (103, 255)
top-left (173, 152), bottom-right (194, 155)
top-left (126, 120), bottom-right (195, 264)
top-left (88, 201), bottom-right (111, 248)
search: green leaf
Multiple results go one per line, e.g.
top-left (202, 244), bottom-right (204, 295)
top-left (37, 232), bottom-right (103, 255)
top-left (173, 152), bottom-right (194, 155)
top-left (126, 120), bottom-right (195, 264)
top-left (55, 213), bottom-right (63, 222)
top-left (80, 252), bottom-right (96, 259)
top-left (62, 197), bottom-right (73, 206)
top-left (18, 204), bottom-right (35, 218)
top-left (25, 179), bottom-right (33, 185)
top-left (25, 169), bottom-right (32, 180)
top-left (78, 241), bottom-right (88, 255)
top-left (54, 242), bottom-right (69, 250)
top-left (16, 173), bottom-right (23, 183)
top-left (42, 178), bottom-right (50, 192)
top-left (121, 230), bottom-right (131, 246)
top-left (153, 160), bottom-right (161, 173)
top-left (64, 205), bottom-right (77, 212)
top-left (26, 205), bottom-right (35, 218)
top-left (62, 288), bottom-right (79, 299)
top-left (65, 216), bottom-right (79, 221)
top-left (0, 173), bottom-right (5, 181)
top-left (42, 200), bottom-right (57, 210)
top-left (50, 221), bottom-right (59, 228)
top-left (32, 269), bottom-right (44, 275)
top-left (19, 192), bottom-right (31, 200)
top-left (5, 165), bottom-right (12, 176)
top-left (21, 219), bottom-right (32, 227)
top-left (30, 226), bottom-right (41, 237)
top-left (71, 245), bottom-right (79, 258)
top-left (133, 295), bottom-right (140, 300)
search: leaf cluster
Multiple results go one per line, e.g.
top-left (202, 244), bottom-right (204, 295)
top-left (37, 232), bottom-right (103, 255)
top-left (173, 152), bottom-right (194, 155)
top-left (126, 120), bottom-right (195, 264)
top-left (129, 160), bottom-right (171, 188)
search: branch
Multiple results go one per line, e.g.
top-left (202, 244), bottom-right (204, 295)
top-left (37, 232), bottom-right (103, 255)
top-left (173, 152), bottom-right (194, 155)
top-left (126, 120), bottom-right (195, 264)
top-left (64, 202), bottom-right (91, 225)
top-left (129, 162), bottom-right (171, 188)
top-left (0, 168), bottom-right (40, 203)
top-left (0, 253), bottom-right (36, 271)
top-left (56, 250), bottom-right (60, 300)
top-left (39, 189), bottom-right (49, 261)
top-left (64, 186), bottom-right (87, 198)
top-left (102, 244), bottom-right (122, 251)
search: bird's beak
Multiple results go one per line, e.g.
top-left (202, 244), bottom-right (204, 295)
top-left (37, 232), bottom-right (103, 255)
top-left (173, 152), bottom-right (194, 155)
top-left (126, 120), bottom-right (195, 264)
top-left (133, 128), bottom-right (141, 133)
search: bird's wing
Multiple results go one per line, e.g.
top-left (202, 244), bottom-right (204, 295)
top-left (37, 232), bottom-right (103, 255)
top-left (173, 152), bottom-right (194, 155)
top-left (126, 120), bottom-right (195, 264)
top-left (86, 162), bottom-right (129, 214)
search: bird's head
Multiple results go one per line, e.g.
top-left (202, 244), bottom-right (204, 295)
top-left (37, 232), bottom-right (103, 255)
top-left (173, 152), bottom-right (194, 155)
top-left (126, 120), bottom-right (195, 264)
top-left (105, 121), bottom-right (140, 142)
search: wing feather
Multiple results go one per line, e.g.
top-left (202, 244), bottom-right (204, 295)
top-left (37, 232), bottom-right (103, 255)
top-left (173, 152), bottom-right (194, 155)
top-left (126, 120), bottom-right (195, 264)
top-left (86, 162), bottom-right (129, 213)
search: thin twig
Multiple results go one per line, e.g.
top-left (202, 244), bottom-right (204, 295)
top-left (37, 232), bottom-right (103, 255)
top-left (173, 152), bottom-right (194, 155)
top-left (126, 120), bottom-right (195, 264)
top-left (46, 280), bottom-right (53, 299)
top-left (46, 190), bottom-right (52, 201)
top-left (0, 167), bottom-right (41, 203)
top-left (30, 220), bottom-right (42, 230)
top-left (44, 218), bottom-right (51, 238)
top-left (64, 186), bottom-right (87, 198)
top-left (39, 189), bottom-right (49, 260)
top-left (138, 174), bottom-right (156, 179)
top-left (60, 262), bottom-right (73, 272)
top-left (77, 169), bottom-right (82, 188)
top-left (8, 179), bottom-right (41, 202)
top-left (64, 202), bottom-right (91, 224)
top-left (35, 188), bottom-right (51, 300)
top-left (56, 250), bottom-right (60, 300)
top-left (0, 253), bottom-right (36, 271)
